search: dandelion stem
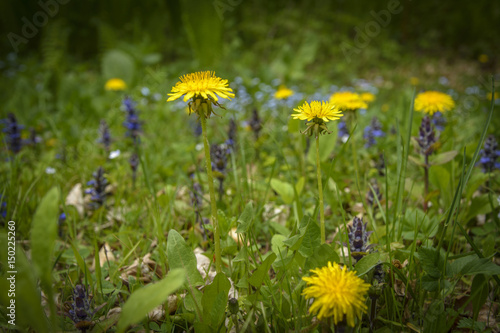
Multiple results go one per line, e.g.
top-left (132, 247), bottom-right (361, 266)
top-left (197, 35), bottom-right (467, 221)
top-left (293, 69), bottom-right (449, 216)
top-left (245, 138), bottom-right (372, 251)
top-left (423, 154), bottom-right (429, 212)
top-left (199, 114), bottom-right (222, 273)
top-left (316, 133), bottom-right (326, 244)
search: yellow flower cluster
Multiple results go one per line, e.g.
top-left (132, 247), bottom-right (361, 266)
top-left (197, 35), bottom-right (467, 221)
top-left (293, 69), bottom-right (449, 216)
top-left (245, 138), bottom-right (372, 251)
top-left (292, 101), bottom-right (343, 123)
top-left (274, 85), bottom-right (294, 99)
top-left (414, 91), bottom-right (455, 115)
top-left (167, 71), bottom-right (234, 103)
top-left (105, 78), bottom-right (127, 91)
top-left (360, 92), bottom-right (376, 103)
top-left (330, 91), bottom-right (368, 111)
top-left (302, 262), bottom-right (370, 327)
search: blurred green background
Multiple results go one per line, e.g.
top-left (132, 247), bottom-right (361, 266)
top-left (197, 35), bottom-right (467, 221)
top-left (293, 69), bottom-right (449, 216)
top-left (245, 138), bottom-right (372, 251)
top-left (1, 0), bottom-right (498, 76)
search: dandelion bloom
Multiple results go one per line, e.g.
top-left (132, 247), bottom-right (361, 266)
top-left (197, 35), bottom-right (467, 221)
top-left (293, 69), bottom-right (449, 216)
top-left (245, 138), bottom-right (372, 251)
top-left (360, 92), bottom-right (376, 103)
top-left (167, 71), bottom-right (234, 103)
top-left (486, 92), bottom-right (499, 101)
top-left (105, 78), bottom-right (127, 91)
top-left (302, 262), bottom-right (370, 327)
top-left (478, 54), bottom-right (489, 63)
top-left (329, 91), bottom-right (368, 111)
top-left (274, 86), bottom-right (294, 99)
top-left (292, 101), bottom-right (342, 123)
top-left (414, 91), bottom-right (455, 115)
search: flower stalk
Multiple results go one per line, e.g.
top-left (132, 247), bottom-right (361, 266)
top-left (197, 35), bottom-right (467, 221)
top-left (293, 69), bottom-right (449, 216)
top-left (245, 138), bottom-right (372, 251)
top-left (166, 71), bottom-right (235, 274)
top-left (417, 116), bottom-right (436, 212)
top-left (292, 101), bottom-right (343, 244)
top-left (199, 110), bottom-right (222, 273)
top-left (315, 131), bottom-right (326, 244)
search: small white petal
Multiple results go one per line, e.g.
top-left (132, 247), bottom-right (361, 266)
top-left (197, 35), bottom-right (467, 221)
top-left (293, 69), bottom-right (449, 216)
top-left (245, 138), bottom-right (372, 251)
top-left (45, 167), bottom-right (56, 174)
top-left (109, 149), bottom-right (121, 159)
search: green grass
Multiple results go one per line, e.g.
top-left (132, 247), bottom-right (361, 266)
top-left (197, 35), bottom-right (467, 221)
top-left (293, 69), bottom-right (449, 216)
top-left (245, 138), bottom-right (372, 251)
top-left (0, 48), bottom-right (499, 333)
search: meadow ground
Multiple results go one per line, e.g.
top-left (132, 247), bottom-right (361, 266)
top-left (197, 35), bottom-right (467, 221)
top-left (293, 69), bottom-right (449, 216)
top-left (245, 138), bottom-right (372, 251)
top-left (1, 2), bottom-right (500, 332)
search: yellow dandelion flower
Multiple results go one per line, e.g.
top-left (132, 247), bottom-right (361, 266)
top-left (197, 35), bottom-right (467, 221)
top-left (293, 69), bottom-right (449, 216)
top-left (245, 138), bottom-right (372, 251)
top-left (360, 92), bottom-right (376, 103)
top-left (329, 91), bottom-right (368, 111)
top-left (105, 78), bottom-right (127, 91)
top-left (478, 54), bottom-right (489, 63)
top-left (414, 91), bottom-right (455, 115)
top-left (275, 85), bottom-right (294, 99)
top-left (167, 71), bottom-right (234, 103)
top-left (487, 92), bottom-right (499, 101)
top-left (302, 262), bottom-right (370, 327)
top-left (410, 77), bottom-right (419, 86)
top-left (292, 101), bottom-right (343, 123)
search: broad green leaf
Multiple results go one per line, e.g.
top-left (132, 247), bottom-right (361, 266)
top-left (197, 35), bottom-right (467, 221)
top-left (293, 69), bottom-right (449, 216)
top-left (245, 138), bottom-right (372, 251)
top-left (466, 194), bottom-right (499, 222)
top-left (416, 247), bottom-right (444, 279)
top-left (465, 172), bottom-right (489, 201)
top-left (236, 202), bottom-right (254, 234)
top-left (354, 252), bottom-right (381, 276)
top-left (408, 155), bottom-right (425, 167)
top-left (30, 187), bottom-right (60, 290)
top-left (218, 209), bottom-right (233, 239)
top-left (283, 215), bottom-right (311, 251)
top-left (271, 234), bottom-right (288, 257)
top-left (307, 133), bottom-right (337, 164)
top-left (184, 287), bottom-right (203, 315)
top-left (193, 322), bottom-right (212, 333)
top-left (288, 117), bottom-right (300, 134)
top-left (298, 218), bottom-right (321, 257)
top-left (429, 165), bottom-right (453, 208)
top-left (101, 49), bottom-right (135, 84)
top-left (233, 246), bottom-right (248, 263)
top-left (167, 230), bottom-right (204, 287)
top-left (0, 234), bottom-right (49, 333)
top-left (295, 177), bottom-right (305, 195)
top-left (248, 253), bottom-right (277, 288)
top-left (421, 274), bottom-right (440, 292)
top-left (430, 150), bottom-right (458, 166)
top-left (460, 257), bottom-right (500, 276)
top-left (470, 274), bottom-right (488, 320)
top-left (304, 243), bottom-right (340, 272)
top-left (457, 317), bottom-right (486, 332)
top-left (448, 255), bottom-right (475, 277)
top-left (401, 208), bottom-right (439, 240)
top-left (422, 301), bottom-right (447, 332)
top-left (116, 269), bottom-right (185, 333)
top-left (269, 221), bottom-right (290, 235)
top-left (202, 273), bottom-right (231, 328)
top-left (270, 178), bottom-right (294, 204)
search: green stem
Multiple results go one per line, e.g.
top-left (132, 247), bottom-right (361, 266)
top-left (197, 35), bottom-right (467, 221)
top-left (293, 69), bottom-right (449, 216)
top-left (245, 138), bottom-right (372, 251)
top-left (199, 114), bottom-right (222, 273)
top-left (316, 133), bottom-right (326, 244)
top-left (423, 154), bottom-right (429, 212)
